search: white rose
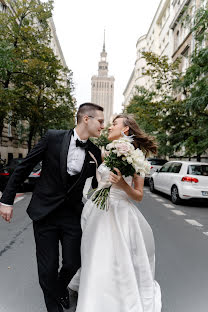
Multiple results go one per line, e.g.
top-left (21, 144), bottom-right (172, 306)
top-left (126, 156), bottom-right (133, 164)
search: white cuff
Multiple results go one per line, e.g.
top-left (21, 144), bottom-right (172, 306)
top-left (0, 202), bottom-right (12, 207)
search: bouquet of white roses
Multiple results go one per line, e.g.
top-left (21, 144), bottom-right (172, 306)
top-left (91, 136), bottom-right (151, 210)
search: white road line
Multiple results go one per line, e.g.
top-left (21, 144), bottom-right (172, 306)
top-left (150, 194), bottom-right (158, 198)
top-left (171, 210), bottom-right (186, 216)
top-left (14, 196), bottom-right (24, 204)
top-left (163, 203), bottom-right (175, 209)
top-left (155, 198), bottom-right (165, 202)
top-left (203, 232), bottom-right (208, 236)
top-left (185, 219), bottom-right (203, 227)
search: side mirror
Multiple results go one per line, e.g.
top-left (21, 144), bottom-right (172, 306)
top-left (156, 169), bottom-right (159, 173)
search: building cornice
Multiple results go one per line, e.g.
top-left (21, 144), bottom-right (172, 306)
top-left (172, 31), bottom-right (191, 58)
top-left (170, 0), bottom-right (192, 30)
top-left (136, 34), bottom-right (147, 47)
top-left (49, 18), bottom-right (67, 68)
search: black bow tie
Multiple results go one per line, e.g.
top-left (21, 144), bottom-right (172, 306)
top-left (76, 139), bottom-right (88, 149)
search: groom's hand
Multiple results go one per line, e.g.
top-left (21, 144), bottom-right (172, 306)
top-left (0, 203), bottom-right (13, 222)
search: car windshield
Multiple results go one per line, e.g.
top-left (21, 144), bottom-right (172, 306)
top-left (187, 165), bottom-right (208, 176)
top-left (148, 159), bottom-right (167, 165)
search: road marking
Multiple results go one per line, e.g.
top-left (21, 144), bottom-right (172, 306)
top-left (14, 196), bottom-right (24, 204)
top-left (163, 203), bottom-right (175, 209)
top-left (150, 194), bottom-right (158, 198)
top-left (171, 210), bottom-right (186, 216)
top-left (155, 198), bottom-right (165, 202)
top-left (185, 219), bottom-right (203, 227)
top-left (203, 232), bottom-right (208, 237)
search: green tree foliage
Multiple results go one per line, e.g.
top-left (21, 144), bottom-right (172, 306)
top-left (0, 0), bottom-right (75, 150)
top-left (126, 53), bottom-right (181, 157)
top-left (175, 4), bottom-right (208, 160)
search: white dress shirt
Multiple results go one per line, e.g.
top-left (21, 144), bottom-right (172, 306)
top-left (67, 129), bottom-right (87, 175)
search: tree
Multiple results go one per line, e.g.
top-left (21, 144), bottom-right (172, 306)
top-left (126, 53), bottom-right (181, 157)
top-left (0, 0), bottom-right (75, 150)
top-left (175, 4), bottom-right (208, 160)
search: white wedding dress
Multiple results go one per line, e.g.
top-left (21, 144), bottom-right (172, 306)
top-left (69, 163), bottom-right (162, 312)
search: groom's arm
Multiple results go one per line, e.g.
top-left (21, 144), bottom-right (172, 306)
top-left (0, 131), bottom-right (49, 206)
top-left (91, 148), bottom-right (102, 189)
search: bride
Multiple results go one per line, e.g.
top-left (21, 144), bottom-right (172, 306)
top-left (69, 113), bottom-right (162, 312)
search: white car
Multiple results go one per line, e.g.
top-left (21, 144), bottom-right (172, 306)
top-left (145, 158), bottom-right (167, 183)
top-left (149, 161), bottom-right (208, 204)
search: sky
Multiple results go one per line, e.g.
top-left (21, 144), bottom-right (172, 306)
top-left (52, 0), bottom-right (161, 114)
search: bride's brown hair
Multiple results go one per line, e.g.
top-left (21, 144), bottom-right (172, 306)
top-left (113, 113), bottom-right (157, 156)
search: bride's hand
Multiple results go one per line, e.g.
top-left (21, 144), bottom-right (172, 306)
top-left (109, 168), bottom-right (125, 188)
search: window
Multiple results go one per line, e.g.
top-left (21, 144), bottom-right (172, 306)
top-left (187, 165), bottom-right (208, 176)
top-left (175, 30), bottom-right (180, 49)
top-left (168, 162), bottom-right (182, 173)
top-left (8, 153), bottom-right (13, 163)
top-left (181, 46), bottom-right (189, 73)
top-left (8, 123), bottom-right (12, 137)
top-left (159, 163), bottom-right (172, 172)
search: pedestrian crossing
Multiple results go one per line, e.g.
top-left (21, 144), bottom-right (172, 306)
top-left (144, 187), bottom-right (208, 238)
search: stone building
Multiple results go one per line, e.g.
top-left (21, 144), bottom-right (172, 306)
top-left (123, 0), bottom-right (173, 108)
top-left (91, 35), bottom-right (115, 126)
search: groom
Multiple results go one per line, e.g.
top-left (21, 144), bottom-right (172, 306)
top-left (0, 103), bottom-right (104, 312)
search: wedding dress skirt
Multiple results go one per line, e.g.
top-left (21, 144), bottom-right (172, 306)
top-left (69, 164), bottom-right (162, 312)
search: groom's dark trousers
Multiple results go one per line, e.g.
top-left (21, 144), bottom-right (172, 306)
top-left (0, 130), bottom-right (101, 312)
top-left (33, 173), bottom-right (83, 312)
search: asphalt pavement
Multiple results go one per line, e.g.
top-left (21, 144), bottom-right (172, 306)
top-left (0, 188), bottom-right (208, 312)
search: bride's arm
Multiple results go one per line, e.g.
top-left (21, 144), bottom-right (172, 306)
top-left (109, 168), bottom-right (144, 202)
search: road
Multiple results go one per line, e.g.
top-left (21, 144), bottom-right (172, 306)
top-left (0, 188), bottom-right (208, 312)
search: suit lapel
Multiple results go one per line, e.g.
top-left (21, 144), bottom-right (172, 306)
top-left (60, 129), bottom-right (73, 186)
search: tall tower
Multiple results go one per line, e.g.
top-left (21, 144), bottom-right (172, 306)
top-left (91, 32), bottom-right (115, 126)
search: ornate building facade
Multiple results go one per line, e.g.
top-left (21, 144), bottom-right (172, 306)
top-left (123, 0), bottom-right (207, 109)
top-left (91, 36), bottom-right (115, 126)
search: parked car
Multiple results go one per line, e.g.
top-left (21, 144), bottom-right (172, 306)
top-left (149, 161), bottom-right (208, 204)
top-left (24, 162), bottom-right (42, 191)
top-left (0, 158), bottom-right (41, 192)
top-left (145, 158), bottom-right (168, 183)
top-left (0, 158), bottom-right (24, 191)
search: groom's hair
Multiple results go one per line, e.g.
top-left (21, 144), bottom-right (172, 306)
top-left (77, 102), bottom-right (104, 124)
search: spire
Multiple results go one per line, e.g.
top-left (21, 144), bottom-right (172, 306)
top-left (103, 29), bottom-right (105, 52)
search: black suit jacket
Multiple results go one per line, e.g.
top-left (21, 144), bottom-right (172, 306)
top-left (1, 129), bottom-right (102, 221)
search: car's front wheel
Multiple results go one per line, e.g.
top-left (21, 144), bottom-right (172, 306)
top-left (149, 179), bottom-right (155, 193)
top-left (171, 185), bottom-right (181, 204)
